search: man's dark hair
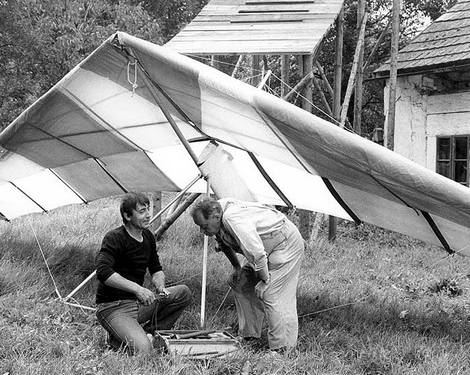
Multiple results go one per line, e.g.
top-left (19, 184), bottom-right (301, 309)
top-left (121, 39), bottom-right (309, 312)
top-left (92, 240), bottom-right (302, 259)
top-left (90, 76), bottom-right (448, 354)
top-left (120, 192), bottom-right (150, 223)
top-left (190, 196), bottom-right (221, 220)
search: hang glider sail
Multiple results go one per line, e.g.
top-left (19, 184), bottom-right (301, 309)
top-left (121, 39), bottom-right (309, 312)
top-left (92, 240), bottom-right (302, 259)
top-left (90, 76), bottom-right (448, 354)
top-left (1, 32), bottom-right (470, 255)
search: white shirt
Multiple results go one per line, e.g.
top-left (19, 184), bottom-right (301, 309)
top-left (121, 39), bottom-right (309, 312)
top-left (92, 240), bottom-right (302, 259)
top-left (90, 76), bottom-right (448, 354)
top-left (218, 198), bottom-right (286, 271)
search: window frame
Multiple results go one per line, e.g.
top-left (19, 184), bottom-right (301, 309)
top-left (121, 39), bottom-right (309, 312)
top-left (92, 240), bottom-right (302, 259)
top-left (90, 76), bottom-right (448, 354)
top-left (436, 135), bottom-right (470, 186)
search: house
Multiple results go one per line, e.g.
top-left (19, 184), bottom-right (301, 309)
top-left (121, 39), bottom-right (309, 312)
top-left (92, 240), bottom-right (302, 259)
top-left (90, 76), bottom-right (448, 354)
top-left (373, 0), bottom-right (470, 187)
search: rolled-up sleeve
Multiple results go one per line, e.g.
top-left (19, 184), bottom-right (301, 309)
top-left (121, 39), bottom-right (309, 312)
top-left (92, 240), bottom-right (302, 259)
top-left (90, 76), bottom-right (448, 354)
top-left (96, 233), bottom-right (118, 283)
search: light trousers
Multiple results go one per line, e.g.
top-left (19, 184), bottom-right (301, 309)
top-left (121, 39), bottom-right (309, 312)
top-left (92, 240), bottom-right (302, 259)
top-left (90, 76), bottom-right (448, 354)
top-left (230, 219), bottom-right (304, 350)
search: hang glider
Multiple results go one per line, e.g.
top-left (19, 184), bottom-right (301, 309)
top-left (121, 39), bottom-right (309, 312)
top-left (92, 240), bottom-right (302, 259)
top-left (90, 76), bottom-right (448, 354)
top-left (1, 32), bottom-right (470, 256)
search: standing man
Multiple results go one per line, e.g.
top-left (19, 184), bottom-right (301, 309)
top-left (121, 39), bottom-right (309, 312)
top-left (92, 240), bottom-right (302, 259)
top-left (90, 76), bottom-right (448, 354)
top-left (190, 197), bottom-right (304, 352)
top-left (96, 192), bottom-right (192, 355)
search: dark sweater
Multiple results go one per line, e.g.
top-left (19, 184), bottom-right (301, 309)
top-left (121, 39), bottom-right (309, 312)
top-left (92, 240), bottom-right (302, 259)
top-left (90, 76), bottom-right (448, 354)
top-left (95, 226), bottom-right (162, 304)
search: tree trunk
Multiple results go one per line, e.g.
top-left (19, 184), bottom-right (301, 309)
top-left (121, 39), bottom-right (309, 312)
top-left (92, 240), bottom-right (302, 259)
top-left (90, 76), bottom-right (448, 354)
top-left (298, 54), bottom-right (313, 240)
top-left (328, 5), bottom-right (344, 242)
top-left (353, 0), bottom-right (366, 135)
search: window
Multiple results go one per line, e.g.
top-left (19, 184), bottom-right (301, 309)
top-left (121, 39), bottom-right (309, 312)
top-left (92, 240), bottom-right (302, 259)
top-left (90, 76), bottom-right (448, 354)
top-left (436, 136), bottom-right (469, 186)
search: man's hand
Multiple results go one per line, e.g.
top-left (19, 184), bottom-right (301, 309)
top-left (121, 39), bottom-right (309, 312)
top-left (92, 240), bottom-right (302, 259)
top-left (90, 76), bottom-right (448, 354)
top-left (152, 271), bottom-right (166, 294)
top-left (255, 279), bottom-right (270, 299)
top-left (135, 286), bottom-right (156, 305)
top-left (158, 288), bottom-right (170, 298)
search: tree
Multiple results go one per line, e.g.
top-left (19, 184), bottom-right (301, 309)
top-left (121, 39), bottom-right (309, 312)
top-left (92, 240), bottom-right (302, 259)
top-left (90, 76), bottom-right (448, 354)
top-left (138, 0), bottom-right (209, 42)
top-left (0, 0), bottom-right (163, 130)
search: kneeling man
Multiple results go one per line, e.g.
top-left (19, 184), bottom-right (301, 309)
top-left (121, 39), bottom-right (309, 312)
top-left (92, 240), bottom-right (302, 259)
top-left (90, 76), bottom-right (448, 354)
top-left (96, 192), bottom-right (192, 354)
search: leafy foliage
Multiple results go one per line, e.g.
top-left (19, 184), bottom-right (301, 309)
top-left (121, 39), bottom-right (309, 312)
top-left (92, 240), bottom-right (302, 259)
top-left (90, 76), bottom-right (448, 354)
top-left (0, 0), bottom-right (163, 130)
top-left (137, 0), bottom-right (210, 42)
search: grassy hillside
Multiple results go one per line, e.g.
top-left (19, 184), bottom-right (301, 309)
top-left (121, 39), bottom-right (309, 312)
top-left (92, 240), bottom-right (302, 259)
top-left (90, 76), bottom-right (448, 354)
top-left (1, 196), bottom-right (470, 374)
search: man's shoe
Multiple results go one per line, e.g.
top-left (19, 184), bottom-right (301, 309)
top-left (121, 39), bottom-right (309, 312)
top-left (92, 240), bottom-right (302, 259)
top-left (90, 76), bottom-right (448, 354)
top-left (235, 336), bottom-right (258, 344)
top-left (106, 333), bottom-right (122, 351)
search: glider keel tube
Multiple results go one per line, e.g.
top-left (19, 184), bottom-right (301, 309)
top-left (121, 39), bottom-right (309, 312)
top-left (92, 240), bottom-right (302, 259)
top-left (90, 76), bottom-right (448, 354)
top-left (322, 177), bottom-right (361, 224)
top-left (421, 210), bottom-right (454, 254)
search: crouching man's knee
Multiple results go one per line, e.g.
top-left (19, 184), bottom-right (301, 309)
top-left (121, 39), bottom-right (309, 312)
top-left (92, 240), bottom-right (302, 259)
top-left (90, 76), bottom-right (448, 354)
top-left (171, 284), bottom-right (193, 306)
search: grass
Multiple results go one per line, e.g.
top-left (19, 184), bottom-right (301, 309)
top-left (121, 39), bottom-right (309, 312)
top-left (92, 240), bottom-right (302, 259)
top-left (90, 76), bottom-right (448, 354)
top-left (2, 195), bottom-right (470, 374)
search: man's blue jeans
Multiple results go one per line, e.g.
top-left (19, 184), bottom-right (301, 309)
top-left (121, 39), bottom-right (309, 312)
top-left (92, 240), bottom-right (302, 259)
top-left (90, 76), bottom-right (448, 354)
top-left (96, 285), bottom-right (192, 354)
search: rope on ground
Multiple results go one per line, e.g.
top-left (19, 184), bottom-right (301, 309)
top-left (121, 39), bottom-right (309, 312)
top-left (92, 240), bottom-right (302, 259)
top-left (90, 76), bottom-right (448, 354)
top-left (166, 273), bottom-right (202, 287)
top-left (298, 294), bottom-right (370, 319)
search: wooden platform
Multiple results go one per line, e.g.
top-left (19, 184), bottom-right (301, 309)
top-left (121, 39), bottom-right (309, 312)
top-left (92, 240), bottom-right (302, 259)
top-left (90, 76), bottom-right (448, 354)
top-left (166, 0), bottom-right (344, 55)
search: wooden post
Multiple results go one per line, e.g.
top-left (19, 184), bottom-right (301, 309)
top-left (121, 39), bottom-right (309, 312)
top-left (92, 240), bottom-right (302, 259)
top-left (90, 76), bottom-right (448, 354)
top-left (298, 54), bottom-right (313, 240)
top-left (354, 0), bottom-right (366, 135)
top-left (211, 55), bottom-right (217, 70)
top-left (387, 0), bottom-right (401, 150)
top-left (281, 55), bottom-right (290, 98)
top-left (231, 55), bottom-right (243, 77)
top-left (339, 12), bottom-right (368, 128)
top-left (263, 55), bottom-right (269, 73)
top-left (329, 5), bottom-right (344, 242)
top-left (252, 55), bottom-right (261, 86)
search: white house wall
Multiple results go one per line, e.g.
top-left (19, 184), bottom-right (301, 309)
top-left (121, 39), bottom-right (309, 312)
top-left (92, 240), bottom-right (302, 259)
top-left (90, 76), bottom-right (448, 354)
top-left (385, 76), bottom-right (428, 166)
top-left (385, 76), bottom-right (470, 172)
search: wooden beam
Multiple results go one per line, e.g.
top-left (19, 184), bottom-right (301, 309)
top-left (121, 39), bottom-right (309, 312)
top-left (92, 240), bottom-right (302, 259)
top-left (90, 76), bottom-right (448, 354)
top-left (258, 70), bottom-right (273, 89)
top-left (302, 55), bottom-right (313, 108)
top-left (333, 7), bottom-right (343, 122)
top-left (364, 15), bottom-right (392, 70)
top-left (312, 73), bottom-right (333, 116)
top-left (252, 55), bottom-right (261, 86)
top-left (263, 55), bottom-right (269, 72)
top-left (298, 54), bottom-right (313, 241)
top-left (283, 70), bottom-right (313, 101)
top-left (231, 55), bottom-right (244, 77)
top-left (281, 55), bottom-right (290, 97)
top-left (339, 12), bottom-right (368, 128)
top-left (315, 61), bottom-right (334, 99)
top-left (387, 0), bottom-right (400, 150)
top-left (353, 0), bottom-right (366, 135)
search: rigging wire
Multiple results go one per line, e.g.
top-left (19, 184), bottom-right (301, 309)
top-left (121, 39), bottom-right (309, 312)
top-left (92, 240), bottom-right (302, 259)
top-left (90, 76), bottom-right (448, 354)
top-left (29, 221), bottom-right (62, 300)
top-left (210, 287), bottom-right (232, 325)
